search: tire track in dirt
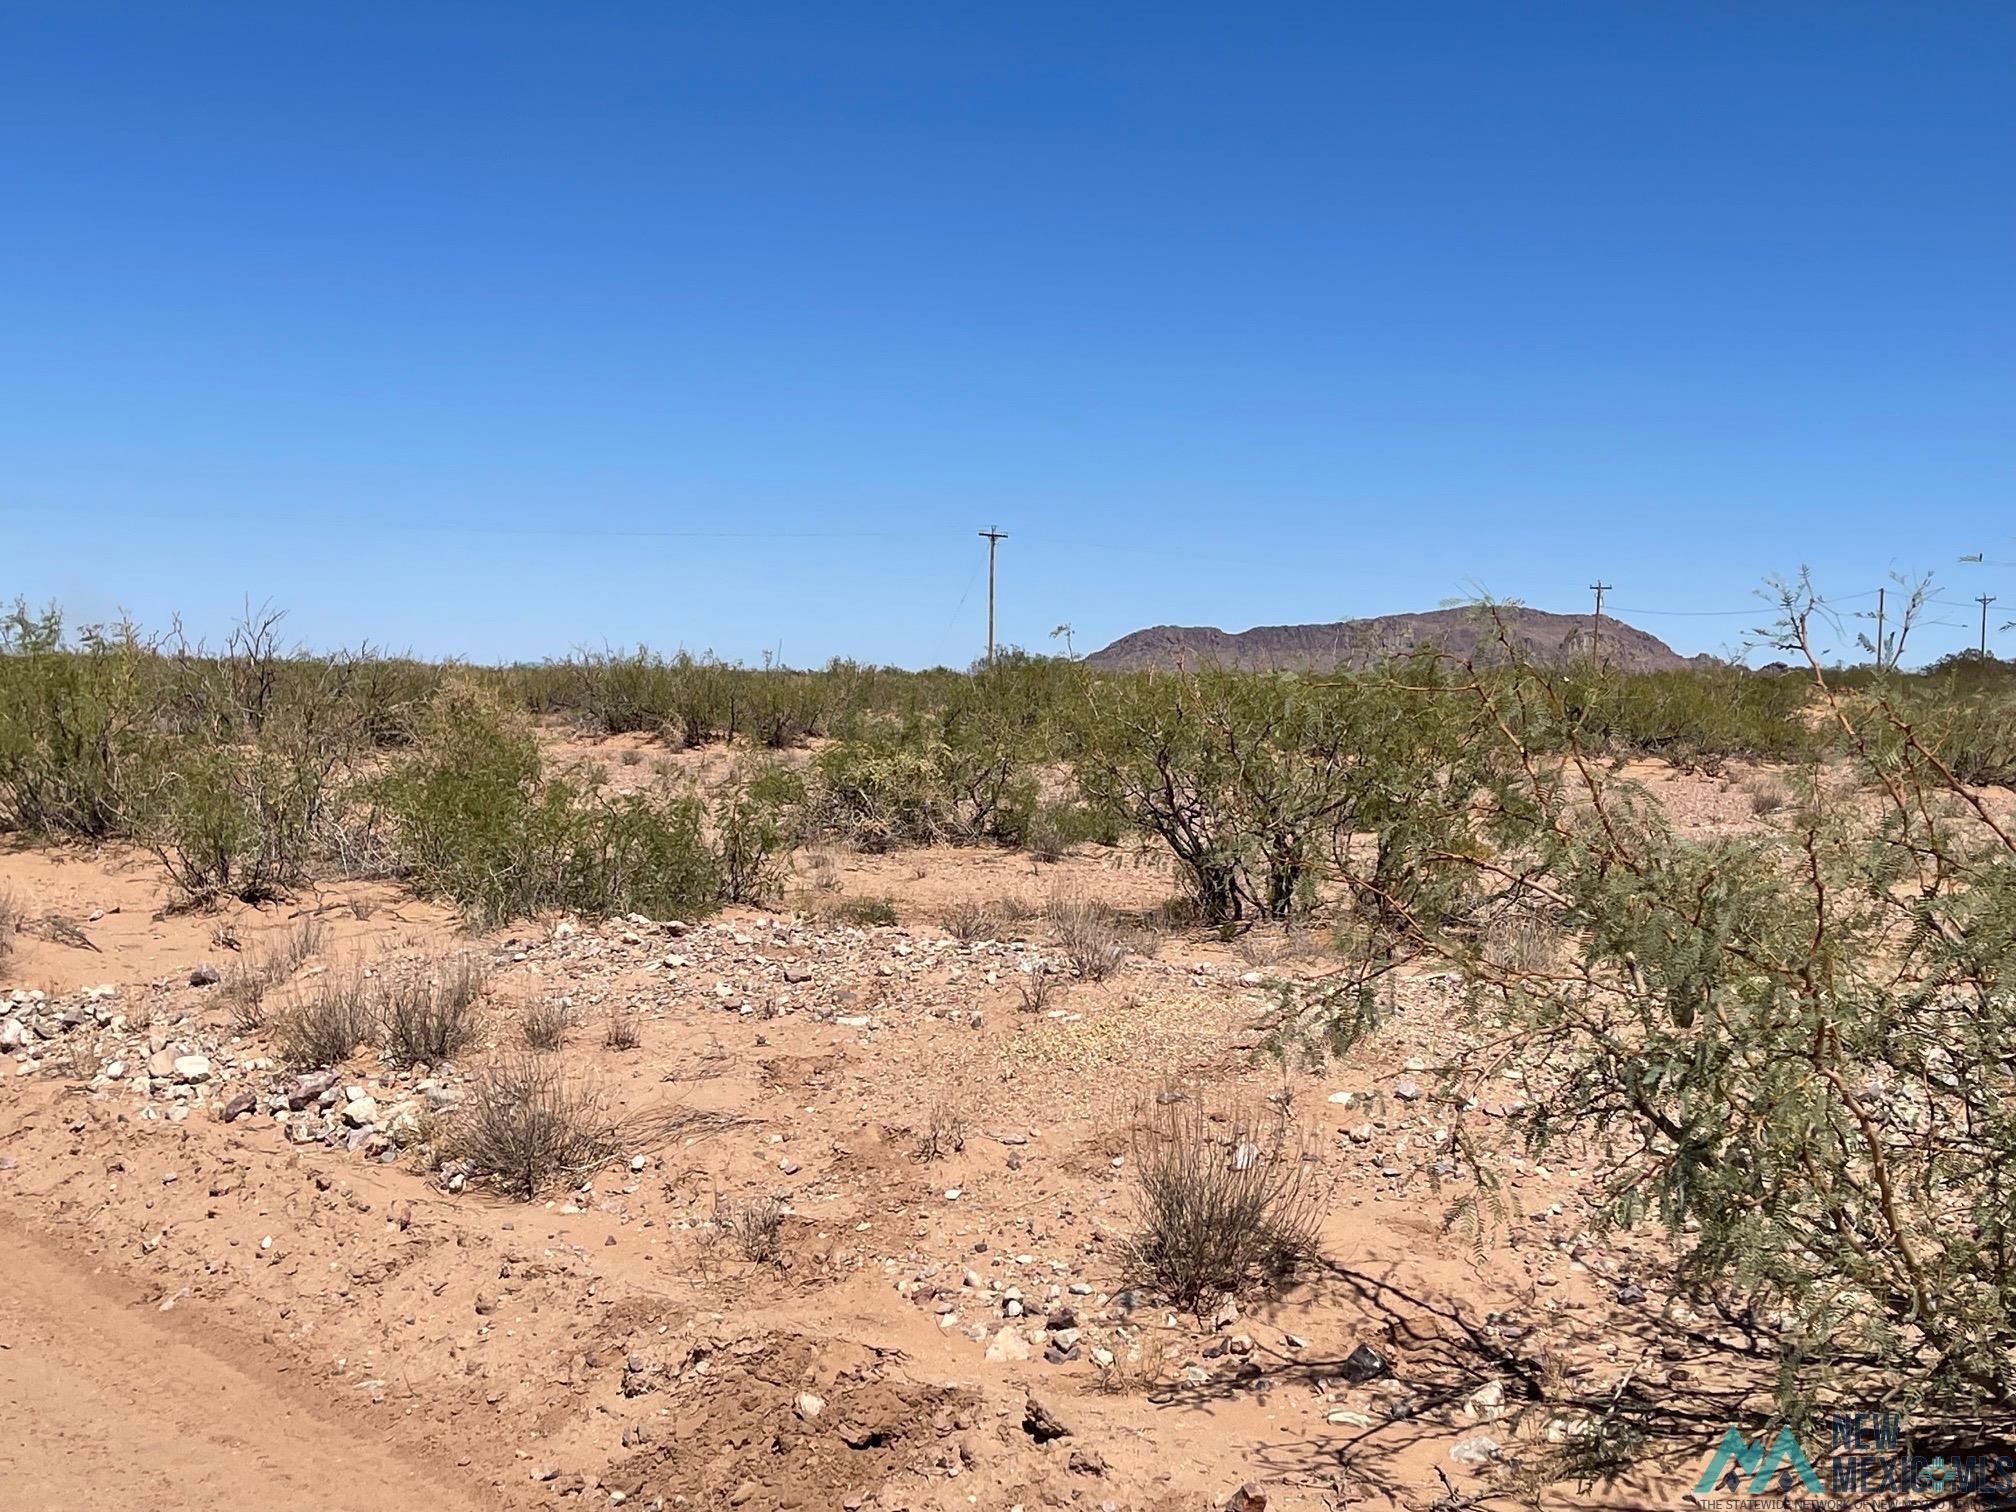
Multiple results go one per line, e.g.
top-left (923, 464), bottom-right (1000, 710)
top-left (0, 1216), bottom-right (490, 1512)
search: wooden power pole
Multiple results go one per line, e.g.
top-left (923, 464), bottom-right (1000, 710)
top-left (1588, 581), bottom-right (1612, 665)
top-left (979, 527), bottom-right (1008, 665)
top-left (1978, 594), bottom-right (1997, 658)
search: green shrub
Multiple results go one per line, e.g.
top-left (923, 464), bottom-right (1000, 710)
top-left (1316, 591), bottom-right (2016, 1445)
top-left (0, 601), bottom-right (158, 838)
top-left (805, 713), bottom-right (1036, 852)
top-left (712, 759), bottom-right (803, 905)
top-left (1542, 662), bottom-right (1818, 769)
top-left (1063, 663), bottom-right (1487, 924)
top-left (378, 683), bottom-right (720, 927)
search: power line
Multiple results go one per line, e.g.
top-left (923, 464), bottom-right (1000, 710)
top-left (978, 527), bottom-right (1008, 666)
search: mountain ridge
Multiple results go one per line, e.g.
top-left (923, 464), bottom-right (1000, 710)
top-left (1083, 606), bottom-right (1711, 674)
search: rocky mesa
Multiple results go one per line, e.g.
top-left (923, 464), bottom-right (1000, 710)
top-left (1085, 604), bottom-right (1710, 674)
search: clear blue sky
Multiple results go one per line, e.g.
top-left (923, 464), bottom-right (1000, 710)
top-left (4, 3), bottom-right (2011, 667)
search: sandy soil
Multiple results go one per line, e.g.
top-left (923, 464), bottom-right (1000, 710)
top-left (0, 1215), bottom-right (488, 1510)
top-left (0, 750), bottom-right (1867, 1512)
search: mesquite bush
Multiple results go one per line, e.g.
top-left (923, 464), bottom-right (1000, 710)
top-left (1317, 587), bottom-right (2016, 1441)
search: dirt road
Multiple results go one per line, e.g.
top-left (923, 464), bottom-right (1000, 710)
top-left (0, 1218), bottom-right (487, 1512)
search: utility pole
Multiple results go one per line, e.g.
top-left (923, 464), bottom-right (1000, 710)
top-left (1875, 586), bottom-right (1886, 671)
top-left (978, 527), bottom-right (1008, 666)
top-left (1588, 581), bottom-right (1612, 666)
top-left (1978, 594), bottom-right (1997, 659)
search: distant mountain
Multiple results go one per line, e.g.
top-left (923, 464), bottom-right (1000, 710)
top-left (1084, 606), bottom-right (1709, 674)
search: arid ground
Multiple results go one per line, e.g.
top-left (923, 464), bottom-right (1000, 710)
top-left (0, 743), bottom-right (1836, 1512)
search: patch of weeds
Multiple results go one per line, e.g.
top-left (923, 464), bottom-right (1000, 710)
top-left (603, 1004), bottom-right (642, 1050)
top-left (1015, 972), bottom-right (1061, 1014)
top-left (274, 970), bottom-right (373, 1069)
top-left (830, 896), bottom-right (897, 928)
top-left (380, 953), bottom-right (487, 1066)
top-left (1046, 897), bottom-right (1127, 980)
top-left (521, 998), bottom-right (572, 1051)
top-left (913, 1100), bottom-right (967, 1161)
top-left (942, 900), bottom-right (1002, 943)
top-left (713, 1192), bottom-right (786, 1264)
top-left (1124, 1089), bottom-right (1324, 1313)
top-left (448, 1052), bottom-right (623, 1199)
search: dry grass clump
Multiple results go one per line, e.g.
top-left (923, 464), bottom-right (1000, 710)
top-left (1741, 771), bottom-right (1793, 816)
top-left (712, 1192), bottom-right (786, 1264)
top-left (273, 914), bottom-right (326, 972)
top-left (273, 969), bottom-right (373, 1068)
top-left (1090, 1333), bottom-right (1177, 1395)
top-left (828, 895), bottom-right (897, 928)
top-left (520, 997), bottom-right (572, 1050)
top-left (801, 847), bottom-right (842, 894)
top-left (603, 1003), bottom-right (643, 1050)
top-left (221, 914), bottom-right (327, 1031)
top-left (942, 900), bottom-right (1003, 943)
top-left (913, 1099), bottom-right (967, 1161)
top-left (1479, 906), bottom-right (1562, 976)
top-left (379, 952), bottom-right (487, 1066)
top-left (1124, 1090), bottom-right (1324, 1313)
top-left (1015, 971), bottom-right (1061, 1014)
top-left (1046, 896), bottom-right (1127, 980)
top-left (449, 1052), bottom-right (623, 1198)
top-left (0, 887), bottom-right (17, 967)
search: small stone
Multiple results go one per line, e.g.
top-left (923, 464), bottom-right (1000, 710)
top-left (984, 1326), bottom-right (1032, 1362)
top-left (1393, 1079), bottom-right (1421, 1101)
top-left (189, 964), bottom-right (221, 987)
top-left (1450, 1434), bottom-right (1502, 1466)
top-left (1226, 1483), bottom-right (1269, 1512)
top-left (795, 1391), bottom-right (824, 1420)
top-left (1340, 1342), bottom-right (1388, 1382)
top-left (342, 1095), bottom-right (379, 1128)
top-left (1022, 1395), bottom-right (1070, 1442)
top-left (218, 1089), bottom-right (258, 1122)
top-left (1464, 1379), bottom-right (1507, 1421)
top-left (172, 1054), bottom-right (213, 1083)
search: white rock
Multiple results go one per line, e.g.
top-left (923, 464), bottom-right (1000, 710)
top-left (172, 1055), bottom-right (213, 1083)
top-left (984, 1326), bottom-right (1032, 1362)
top-left (1464, 1379), bottom-right (1507, 1421)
